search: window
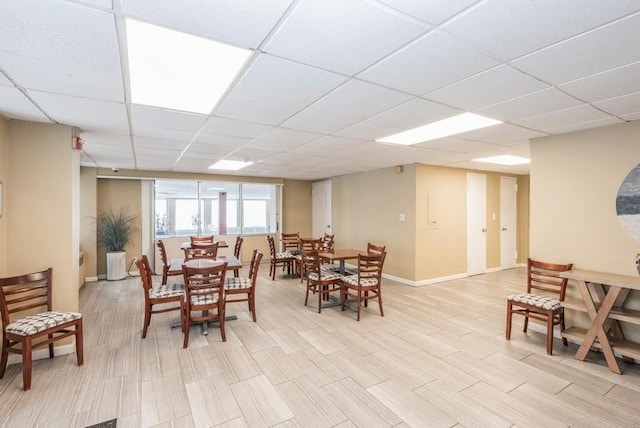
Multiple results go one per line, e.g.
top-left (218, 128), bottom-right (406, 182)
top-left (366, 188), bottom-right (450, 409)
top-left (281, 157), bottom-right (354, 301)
top-left (154, 179), bottom-right (278, 237)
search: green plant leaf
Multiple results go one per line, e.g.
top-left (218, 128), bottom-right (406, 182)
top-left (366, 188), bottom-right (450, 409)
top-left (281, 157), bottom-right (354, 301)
top-left (97, 208), bottom-right (137, 252)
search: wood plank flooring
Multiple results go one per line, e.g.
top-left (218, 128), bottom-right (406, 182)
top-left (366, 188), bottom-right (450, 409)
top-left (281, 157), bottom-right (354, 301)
top-left (2, 265), bottom-right (640, 427)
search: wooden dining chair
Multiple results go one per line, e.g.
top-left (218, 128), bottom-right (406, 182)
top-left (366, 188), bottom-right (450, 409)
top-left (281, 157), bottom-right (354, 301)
top-left (367, 242), bottom-right (386, 256)
top-left (0, 268), bottom-right (83, 390)
top-left (281, 232), bottom-right (300, 253)
top-left (506, 258), bottom-right (573, 355)
top-left (296, 238), bottom-right (322, 281)
top-left (224, 249), bottom-right (262, 322)
top-left (156, 239), bottom-right (183, 285)
top-left (190, 235), bottom-right (214, 244)
top-left (183, 243), bottom-right (219, 260)
top-left (302, 250), bottom-right (343, 313)
top-left (267, 235), bottom-right (294, 280)
top-left (340, 252), bottom-right (386, 321)
top-left (181, 261), bottom-right (228, 347)
top-left (136, 255), bottom-right (184, 339)
top-left (232, 236), bottom-right (244, 278)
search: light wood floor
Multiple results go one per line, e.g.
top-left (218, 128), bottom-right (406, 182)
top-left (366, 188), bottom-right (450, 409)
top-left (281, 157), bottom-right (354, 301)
top-left (2, 265), bottom-right (640, 427)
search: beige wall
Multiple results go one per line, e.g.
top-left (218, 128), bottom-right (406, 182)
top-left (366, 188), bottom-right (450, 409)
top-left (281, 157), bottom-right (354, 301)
top-left (283, 179), bottom-right (312, 237)
top-left (530, 121), bottom-right (640, 272)
top-left (80, 167), bottom-right (97, 283)
top-left (96, 178), bottom-right (142, 277)
top-left (0, 116), bottom-right (7, 276)
top-left (530, 121), bottom-right (640, 340)
top-left (333, 165), bottom-right (416, 279)
top-left (517, 175), bottom-right (530, 264)
top-left (5, 121), bottom-right (80, 313)
top-left (330, 163), bottom-right (524, 283)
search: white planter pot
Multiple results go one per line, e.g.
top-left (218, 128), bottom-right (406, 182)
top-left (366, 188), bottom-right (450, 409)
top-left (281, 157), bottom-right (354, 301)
top-left (107, 251), bottom-right (126, 281)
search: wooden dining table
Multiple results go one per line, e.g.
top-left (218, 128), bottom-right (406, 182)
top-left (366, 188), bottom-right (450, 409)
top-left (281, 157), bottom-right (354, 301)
top-left (317, 249), bottom-right (366, 274)
top-left (180, 240), bottom-right (228, 250)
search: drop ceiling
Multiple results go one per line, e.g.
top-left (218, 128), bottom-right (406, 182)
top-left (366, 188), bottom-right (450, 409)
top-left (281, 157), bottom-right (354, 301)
top-left (1, 0), bottom-right (639, 180)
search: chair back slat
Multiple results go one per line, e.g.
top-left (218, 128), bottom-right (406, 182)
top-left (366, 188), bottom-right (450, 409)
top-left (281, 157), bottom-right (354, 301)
top-left (190, 235), bottom-right (214, 244)
top-left (182, 263), bottom-right (226, 311)
top-left (184, 243), bottom-right (219, 260)
top-left (248, 250), bottom-right (264, 283)
top-left (156, 239), bottom-right (169, 265)
top-left (0, 268), bottom-right (52, 325)
top-left (136, 255), bottom-right (154, 293)
top-left (527, 259), bottom-right (573, 300)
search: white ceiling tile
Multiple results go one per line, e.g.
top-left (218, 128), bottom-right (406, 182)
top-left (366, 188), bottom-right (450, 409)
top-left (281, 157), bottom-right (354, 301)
top-left (360, 30), bottom-right (500, 95)
top-left (30, 90), bottom-right (129, 134)
top-left (456, 123), bottom-right (547, 145)
top-left (622, 112), bottom-right (640, 121)
top-left (336, 98), bottom-right (461, 140)
top-left (0, 73), bottom-right (12, 85)
top-left (216, 54), bottom-right (347, 125)
top-left (545, 117), bottom-right (624, 134)
top-left (192, 134), bottom-right (251, 149)
top-left (0, 86), bottom-right (50, 122)
top-left (476, 88), bottom-right (583, 122)
top-left (594, 92), bottom-right (640, 117)
top-left (131, 105), bottom-right (208, 132)
top-left (68, 0), bottom-right (114, 9)
top-left (443, 0), bottom-right (640, 60)
top-left (512, 13), bottom-right (640, 84)
top-left (415, 137), bottom-right (497, 153)
top-left (133, 137), bottom-right (188, 151)
top-left (513, 104), bottom-right (613, 132)
top-left (80, 133), bottom-right (131, 147)
top-left (264, 0), bottom-right (428, 75)
top-left (289, 136), bottom-right (369, 157)
top-left (378, 0), bottom-right (480, 25)
top-left (425, 65), bottom-right (549, 110)
top-left (0, 0), bottom-right (124, 101)
top-left (282, 80), bottom-right (412, 134)
top-left (560, 62), bottom-right (640, 102)
top-left (200, 117), bottom-right (273, 139)
top-left (120, 0), bottom-right (294, 48)
top-left (246, 128), bottom-right (321, 151)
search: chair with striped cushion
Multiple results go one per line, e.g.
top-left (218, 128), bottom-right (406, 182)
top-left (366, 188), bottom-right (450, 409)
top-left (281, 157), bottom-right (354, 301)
top-left (302, 250), bottom-right (343, 313)
top-left (232, 236), bottom-right (244, 278)
top-left (506, 258), bottom-right (573, 355)
top-left (0, 268), bottom-right (83, 390)
top-left (340, 251), bottom-right (386, 321)
top-left (137, 255), bottom-right (184, 339)
top-left (225, 249), bottom-right (263, 321)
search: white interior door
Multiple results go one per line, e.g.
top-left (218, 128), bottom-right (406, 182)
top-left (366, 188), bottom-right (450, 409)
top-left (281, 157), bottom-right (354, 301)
top-left (312, 181), bottom-right (332, 238)
top-left (467, 173), bottom-right (486, 275)
top-left (500, 176), bottom-right (518, 269)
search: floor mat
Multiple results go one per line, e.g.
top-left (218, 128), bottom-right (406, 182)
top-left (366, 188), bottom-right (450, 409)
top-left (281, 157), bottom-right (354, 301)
top-left (85, 419), bottom-right (117, 428)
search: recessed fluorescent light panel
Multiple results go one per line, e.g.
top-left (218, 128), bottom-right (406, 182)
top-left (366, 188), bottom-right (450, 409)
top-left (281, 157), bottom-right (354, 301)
top-left (473, 155), bottom-right (530, 165)
top-left (126, 19), bottom-right (251, 114)
top-left (376, 113), bottom-right (503, 145)
top-left (209, 160), bottom-right (254, 171)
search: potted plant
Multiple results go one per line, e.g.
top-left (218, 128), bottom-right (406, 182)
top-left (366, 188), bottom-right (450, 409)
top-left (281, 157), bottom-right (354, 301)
top-left (97, 207), bottom-right (137, 280)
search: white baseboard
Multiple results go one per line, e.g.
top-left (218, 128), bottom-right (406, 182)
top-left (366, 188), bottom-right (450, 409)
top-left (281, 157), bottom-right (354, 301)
top-left (7, 343), bottom-right (77, 366)
top-left (85, 276), bottom-right (99, 283)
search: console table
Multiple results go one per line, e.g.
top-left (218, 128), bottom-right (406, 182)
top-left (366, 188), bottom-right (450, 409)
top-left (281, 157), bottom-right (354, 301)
top-left (560, 269), bottom-right (640, 374)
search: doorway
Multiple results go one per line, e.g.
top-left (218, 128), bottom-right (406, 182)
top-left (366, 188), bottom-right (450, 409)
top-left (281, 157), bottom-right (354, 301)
top-left (312, 181), bottom-right (332, 238)
top-left (467, 173), bottom-right (486, 275)
top-left (500, 176), bottom-right (517, 269)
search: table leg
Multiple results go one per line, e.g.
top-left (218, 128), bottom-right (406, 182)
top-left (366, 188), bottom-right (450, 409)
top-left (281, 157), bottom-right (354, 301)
top-left (339, 260), bottom-right (345, 275)
top-left (575, 280), bottom-right (622, 374)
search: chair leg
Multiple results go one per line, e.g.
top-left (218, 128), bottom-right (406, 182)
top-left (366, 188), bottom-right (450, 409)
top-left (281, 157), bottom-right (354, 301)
top-left (356, 289), bottom-right (362, 321)
top-left (505, 301), bottom-right (512, 340)
top-left (377, 289), bottom-right (384, 317)
top-left (318, 285), bottom-right (323, 313)
top-left (48, 333), bottom-right (54, 359)
top-left (546, 314), bottom-right (554, 355)
top-left (304, 280), bottom-right (310, 307)
top-left (182, 305), bottom-right (190, 348)
top-left (560, 312), bottom-right (568, 346)
top-left (219, 304), bottom-right (226, 342)
top-left (523, 310), bottom-right (529, 333)
top-left (23, 337), bottom-right (32, 391)
top-left (76, 319), bottom-right (84, 366)
top-left (250, 292), bottom-right (257, 322)
top-left (162, 272), bottom-right (168, 285)
top-left (0, 339), bottom-right (9, 378)
top-left (142, 305), bottom-right (152, 339)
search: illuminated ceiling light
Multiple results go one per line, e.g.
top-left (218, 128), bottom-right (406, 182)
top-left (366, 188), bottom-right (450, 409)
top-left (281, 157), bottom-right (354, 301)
top-left (376, 112), bottom-right (502, 145)
top-left (126, 18), bottom-right (251, 114)
top-left (209, 160), bottom-right (254, 171)
top-left (473, 155), bottom-right (530, 165)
